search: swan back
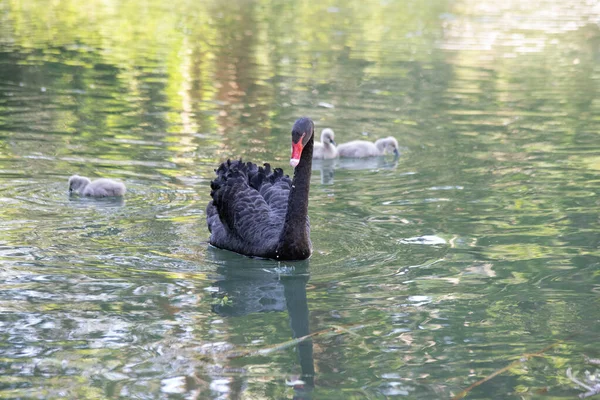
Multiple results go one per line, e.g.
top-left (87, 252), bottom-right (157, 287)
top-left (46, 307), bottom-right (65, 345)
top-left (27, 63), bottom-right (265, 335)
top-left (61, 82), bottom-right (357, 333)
top-left (84, 179), bottom-right (126, 197)
top-left (337, 140), bottom-right (379, 158)
top-left (207, 160), bottom-right (293, 257)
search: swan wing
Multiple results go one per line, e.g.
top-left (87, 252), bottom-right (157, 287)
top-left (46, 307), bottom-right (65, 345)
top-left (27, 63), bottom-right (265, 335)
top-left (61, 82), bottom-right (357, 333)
top-left (249, 163), bottom-right (291, 219)
top-left (209, 160), bottom-right (287, 247)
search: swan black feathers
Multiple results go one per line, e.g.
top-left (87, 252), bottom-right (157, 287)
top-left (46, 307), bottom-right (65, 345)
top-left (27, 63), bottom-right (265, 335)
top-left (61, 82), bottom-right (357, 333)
top-left (206, 117), bottom-right (314, 260)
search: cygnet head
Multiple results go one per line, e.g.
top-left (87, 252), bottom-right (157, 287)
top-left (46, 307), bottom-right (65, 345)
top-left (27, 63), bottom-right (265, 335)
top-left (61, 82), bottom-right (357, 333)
top-left (68, 175), bottom-right (91, 193)
top-left (321, 128), bottom-right (336, 146)
top-left (376, 136), bottom-right (400, 156)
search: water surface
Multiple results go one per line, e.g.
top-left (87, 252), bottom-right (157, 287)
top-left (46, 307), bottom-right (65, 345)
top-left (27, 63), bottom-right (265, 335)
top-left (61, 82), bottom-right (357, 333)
top-left (1, 0), bottom-right (600, 398)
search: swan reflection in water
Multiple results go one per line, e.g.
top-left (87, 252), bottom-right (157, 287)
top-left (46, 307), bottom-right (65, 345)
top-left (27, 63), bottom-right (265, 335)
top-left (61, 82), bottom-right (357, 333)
top-left (312, 154), bottom-right (399, 185)
top-left (207, 247), bottom-right (315, 399)
top-left (67, 195), bottom-right (125, 208)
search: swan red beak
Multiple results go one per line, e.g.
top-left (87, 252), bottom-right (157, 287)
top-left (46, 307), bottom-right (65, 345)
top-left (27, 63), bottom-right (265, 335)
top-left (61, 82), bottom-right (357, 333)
top-left (290, 133), bottom-right (306, 168)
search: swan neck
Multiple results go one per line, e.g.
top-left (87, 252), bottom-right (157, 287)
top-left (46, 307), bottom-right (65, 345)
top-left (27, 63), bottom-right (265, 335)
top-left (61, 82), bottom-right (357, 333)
top-left (278, 135), bottom-right (313, 258)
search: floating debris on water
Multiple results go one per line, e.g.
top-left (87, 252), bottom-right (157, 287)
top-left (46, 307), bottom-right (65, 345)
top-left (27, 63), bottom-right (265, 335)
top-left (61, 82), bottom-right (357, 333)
top-left (399, 235), bottom-right (447, 245)
top-left (318, 101), bottom-right (334, 109)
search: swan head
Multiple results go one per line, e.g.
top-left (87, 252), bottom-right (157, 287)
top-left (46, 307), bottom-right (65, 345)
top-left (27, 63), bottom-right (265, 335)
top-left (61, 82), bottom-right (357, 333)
top-left (321, 128), bottom-right (336, 146)
top-left (376, 136), bottom-right (400, 156)
top-left (290, 117), bottom-right (314, 168)
top-left (68, 175), bottom-right (91, 193)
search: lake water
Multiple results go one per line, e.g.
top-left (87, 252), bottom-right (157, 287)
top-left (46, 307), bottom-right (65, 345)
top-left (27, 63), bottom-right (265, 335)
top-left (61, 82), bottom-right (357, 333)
top-left (1, 0), bottom-right (600, 398)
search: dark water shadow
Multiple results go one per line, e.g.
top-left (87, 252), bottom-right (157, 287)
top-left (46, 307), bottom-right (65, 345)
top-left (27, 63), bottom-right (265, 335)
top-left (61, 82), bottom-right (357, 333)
top-left (312, 155), bottom-right (399, 184)
top-left (206, 247), bottom-right (315, 398)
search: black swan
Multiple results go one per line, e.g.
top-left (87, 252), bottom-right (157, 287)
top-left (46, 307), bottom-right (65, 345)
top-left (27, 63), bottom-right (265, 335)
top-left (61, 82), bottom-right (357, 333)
top-left (68, 175), bottom-right (126, 197)
top-left (313, 128), bottom-right (338, 159)
top-left (337, 136), bottom-right (399, 158)
top-left (206, 117), bottom-right (314, 260)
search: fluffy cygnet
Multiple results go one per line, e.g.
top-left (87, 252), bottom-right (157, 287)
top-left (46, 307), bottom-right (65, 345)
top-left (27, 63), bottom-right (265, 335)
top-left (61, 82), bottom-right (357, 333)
top-left (68, 175), bottom-right (126, 197)
top-left (337, 136), bottom-right (399, 158)
top-left (313, 128), bottom-right (338, 160)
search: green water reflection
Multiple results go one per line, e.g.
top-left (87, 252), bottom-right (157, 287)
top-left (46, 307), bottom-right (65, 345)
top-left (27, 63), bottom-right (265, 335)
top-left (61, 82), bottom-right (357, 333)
top-left (0, 0), bottom-right (599, 398)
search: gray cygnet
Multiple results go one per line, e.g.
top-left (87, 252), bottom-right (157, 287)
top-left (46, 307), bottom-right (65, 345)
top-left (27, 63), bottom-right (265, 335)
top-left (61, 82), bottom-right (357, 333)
top-left (68, 175), bottom-right (126, 197)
